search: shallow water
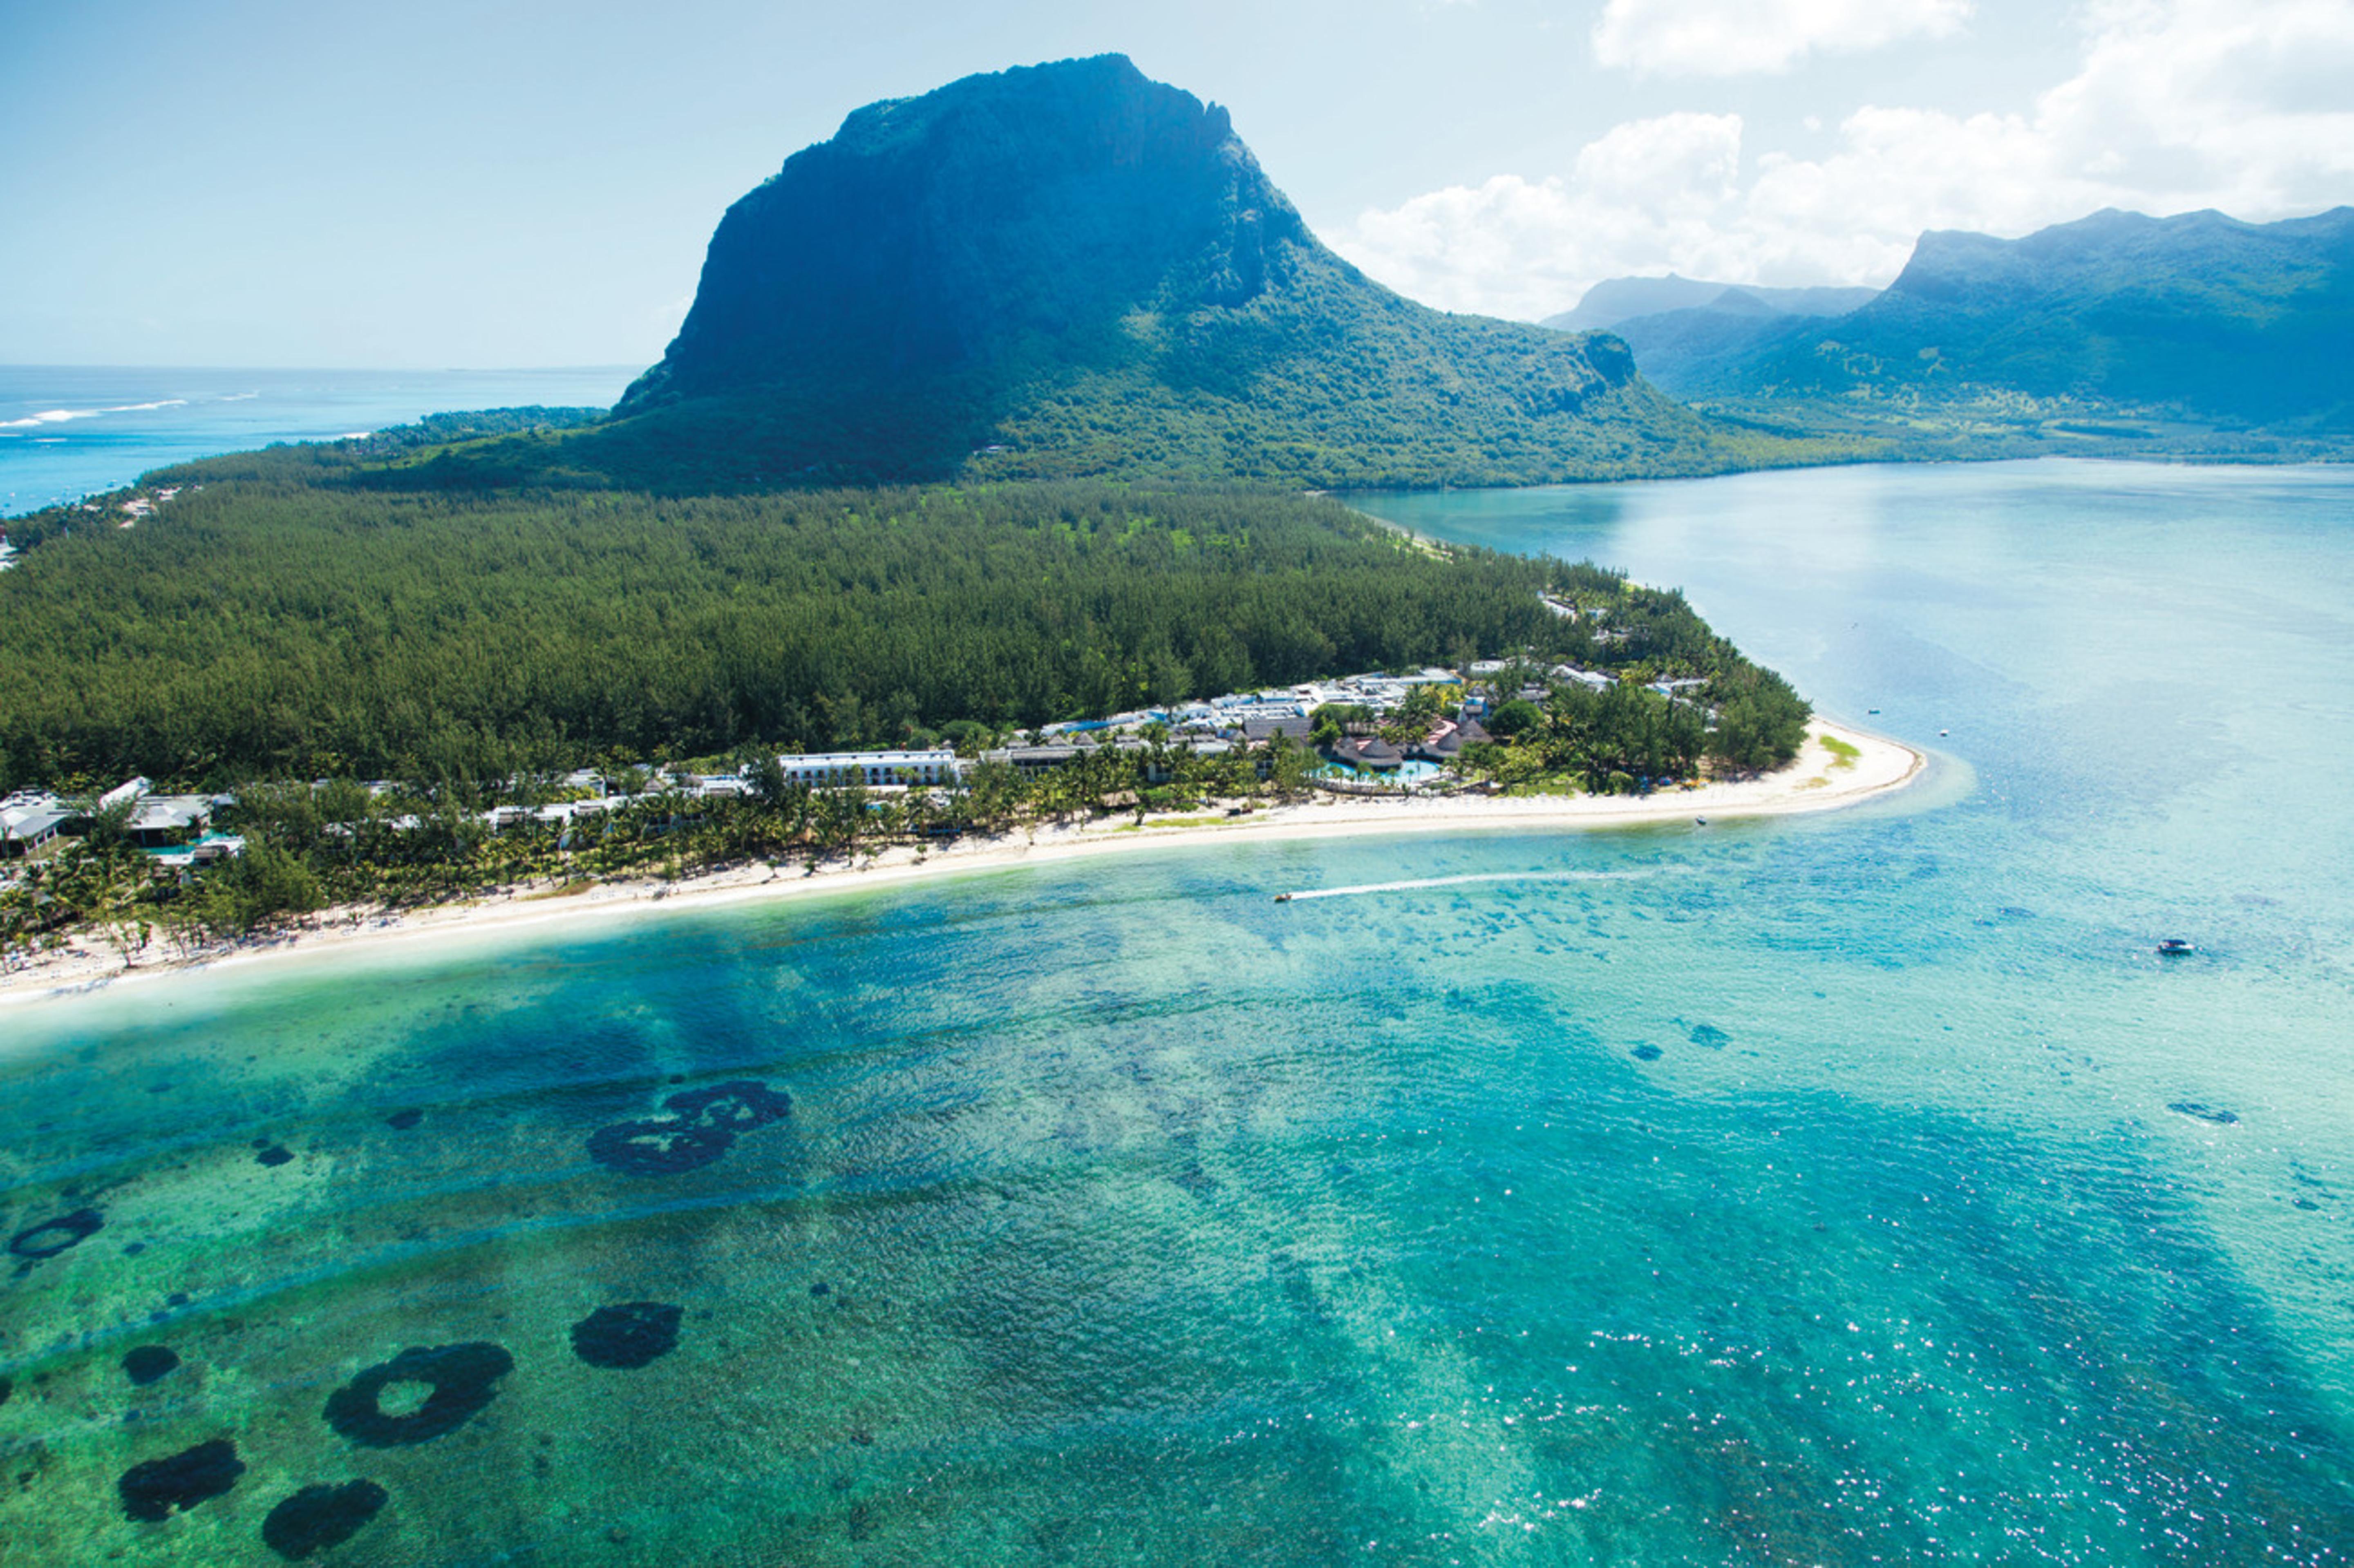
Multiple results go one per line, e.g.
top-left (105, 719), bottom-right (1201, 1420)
top-left (0, 366), bottom-right (632, 517)
top-left (4, 459), bottom-right (2353, 1564)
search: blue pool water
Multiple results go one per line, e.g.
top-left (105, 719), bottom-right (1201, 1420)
top-left (1323, 758), bottom-right (1449, 785)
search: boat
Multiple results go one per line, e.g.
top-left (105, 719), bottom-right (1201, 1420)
top-left (1273, 893), bottom-right (1292, 904)
top-left (2157, 938), bottom-right (2196, 955)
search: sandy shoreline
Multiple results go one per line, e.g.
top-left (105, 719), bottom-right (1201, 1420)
top-left (0, 720), bottom-right (1924, 1008)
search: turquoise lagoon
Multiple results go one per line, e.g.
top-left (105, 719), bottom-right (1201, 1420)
top-left (3, 460), bottom-right (2352, 1564)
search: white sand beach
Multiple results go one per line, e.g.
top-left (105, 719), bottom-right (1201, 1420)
top-left (0, 720), bottom-right (1924, 1007)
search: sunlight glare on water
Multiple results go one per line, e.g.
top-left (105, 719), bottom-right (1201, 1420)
top-left (4, 461), bottom-right (2352, 1564)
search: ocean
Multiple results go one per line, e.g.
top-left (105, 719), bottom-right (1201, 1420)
top-left (4, 459), bottom-right (2352, 1564)
top-left (0, 366), bottom-right (636, 518)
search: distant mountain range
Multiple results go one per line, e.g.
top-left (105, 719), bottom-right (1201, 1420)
top-left (472, 56), bottom-right (1799, 492)
top-left (1562, 209), bottom-right (2354, 438)
top-left (1541, 275), bottom-right (1880, 334)
top-left (1540, 276), bottom-right (1883, 410)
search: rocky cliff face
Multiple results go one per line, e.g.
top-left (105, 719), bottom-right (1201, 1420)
top-left (591, 55), bottom-right (1714, 488)
top-left (622, 56), bottom-right (1311, 408)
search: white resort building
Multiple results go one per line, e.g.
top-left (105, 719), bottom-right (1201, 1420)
top-left (776, 749), bottom-right (965, 789)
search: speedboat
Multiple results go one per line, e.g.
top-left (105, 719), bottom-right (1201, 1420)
top-left (2157, 938), bottom-right (2196, 955)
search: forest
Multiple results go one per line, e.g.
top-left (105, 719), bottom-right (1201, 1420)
top-left (0, 473), bottom-right (1791, 792)
top-left (0, 457), bottom-right (1816, 957)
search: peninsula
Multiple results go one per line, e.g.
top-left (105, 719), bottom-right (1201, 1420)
top-left (0, 716), bottom-right (1920, 1004)
top-left (0, 57), bottom-right (1918, 982)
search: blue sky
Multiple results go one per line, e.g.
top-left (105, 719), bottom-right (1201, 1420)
top-left (3, 0), bottom-right (2347, 366)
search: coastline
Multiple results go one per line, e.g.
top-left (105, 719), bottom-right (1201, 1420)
top-left (0, 719), bottom-right (1924, 1008)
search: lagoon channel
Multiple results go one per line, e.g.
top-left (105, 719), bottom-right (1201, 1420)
top-left (3, 458), bottom-right (2352, 1565)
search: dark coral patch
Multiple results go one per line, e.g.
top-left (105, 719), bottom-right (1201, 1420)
top-left (664, 1080), bottom-right (792, 1130)
top-left (386, 1108), bottom-right (424, 1130)
top-left (1631, 1044), bottom-right (1664, 1062)
top-left (587, 1078), bottom-right (791, 1177)
top-left (571, 1302), bottom-right (683, 1369)
top-left (0, 1375), bottom-right (12, 1407)
top-left (324, 1342), bottom-right (514, 1447)
top-left (257, 1145), bottom-right (295, 1168)
top-left (9, 1208), bottom-right (103, 1259)
top-left (119, 1438), bottom-right (244, 1521)
top-left (2169, 1102), bottom-right (2240, 1125)
top-left (123, 1347), bottom-right (181, 1386)
top-left (587, 1118), bottom-right (735, 1176)
top-left (262, 1479), bottom-right (389, 1560)
top-left (1688, 1023), bottom-right (1731, 1049)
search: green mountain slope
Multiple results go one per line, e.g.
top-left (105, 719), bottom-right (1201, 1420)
top-left (1668, 207), bottom-right (2354, 433)
top-left (435, 56), bottom-right (1832, 491)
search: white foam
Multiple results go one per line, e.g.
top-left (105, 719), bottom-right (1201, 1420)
top-left (0, 398), bottom-right (187, 429)
top-left (1281, 869), bottom-right (1647, 901)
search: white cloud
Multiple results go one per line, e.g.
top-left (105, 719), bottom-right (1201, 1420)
top-left (1345, 114), bottom-right (1754, 320)
top-left (1592, 0), bottom-right (1974, 76)
top-left (1335, 0), bottom-right (2354, 320)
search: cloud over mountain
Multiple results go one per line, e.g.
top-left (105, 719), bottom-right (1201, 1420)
top-left (1337, 0), bottom-right (2354, 319)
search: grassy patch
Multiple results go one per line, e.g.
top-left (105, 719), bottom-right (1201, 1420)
top-left (1819, 731), bottom-right (1862, 770)
top-left (522, 878), bottom-right (599, 901)
top-left (1502, 778), bottom-right (1591, 798)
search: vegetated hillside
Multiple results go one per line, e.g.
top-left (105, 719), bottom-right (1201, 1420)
top-left (427, 56), bottom-right (1842, 492)
top-left (0, 478), bottom-right (1789, 790)
top-left (1541, 274), bottom-right (1878, 333)
top-left (1539, 275), bottom-right (1881, 400)
top-left (1565, 304), bottom-right (1855, 402)
top-left (1663, 207), bottom-right (2354, 432)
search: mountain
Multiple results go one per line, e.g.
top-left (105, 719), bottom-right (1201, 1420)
top-left (1654, 208), bottom-right (2354, 431)
top-left (1537, 274), bottom-right (1882, 408)
top-left (1542, 274), bottom-right (1879, 334)
top-left (452, 56), bottom-right (1789, 491)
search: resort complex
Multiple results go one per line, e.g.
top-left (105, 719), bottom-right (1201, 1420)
top-left (0, 642), bottom-right (1824, 970)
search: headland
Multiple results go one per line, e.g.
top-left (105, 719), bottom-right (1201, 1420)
top-left (0, 719), bottom-right (1921, 1007)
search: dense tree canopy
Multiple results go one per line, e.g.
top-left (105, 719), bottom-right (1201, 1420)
top-left (0, 477), bottom-right (1794, 792)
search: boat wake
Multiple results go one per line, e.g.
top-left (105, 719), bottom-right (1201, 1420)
top-left (1278, 869), bottom-right (1649, 902)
